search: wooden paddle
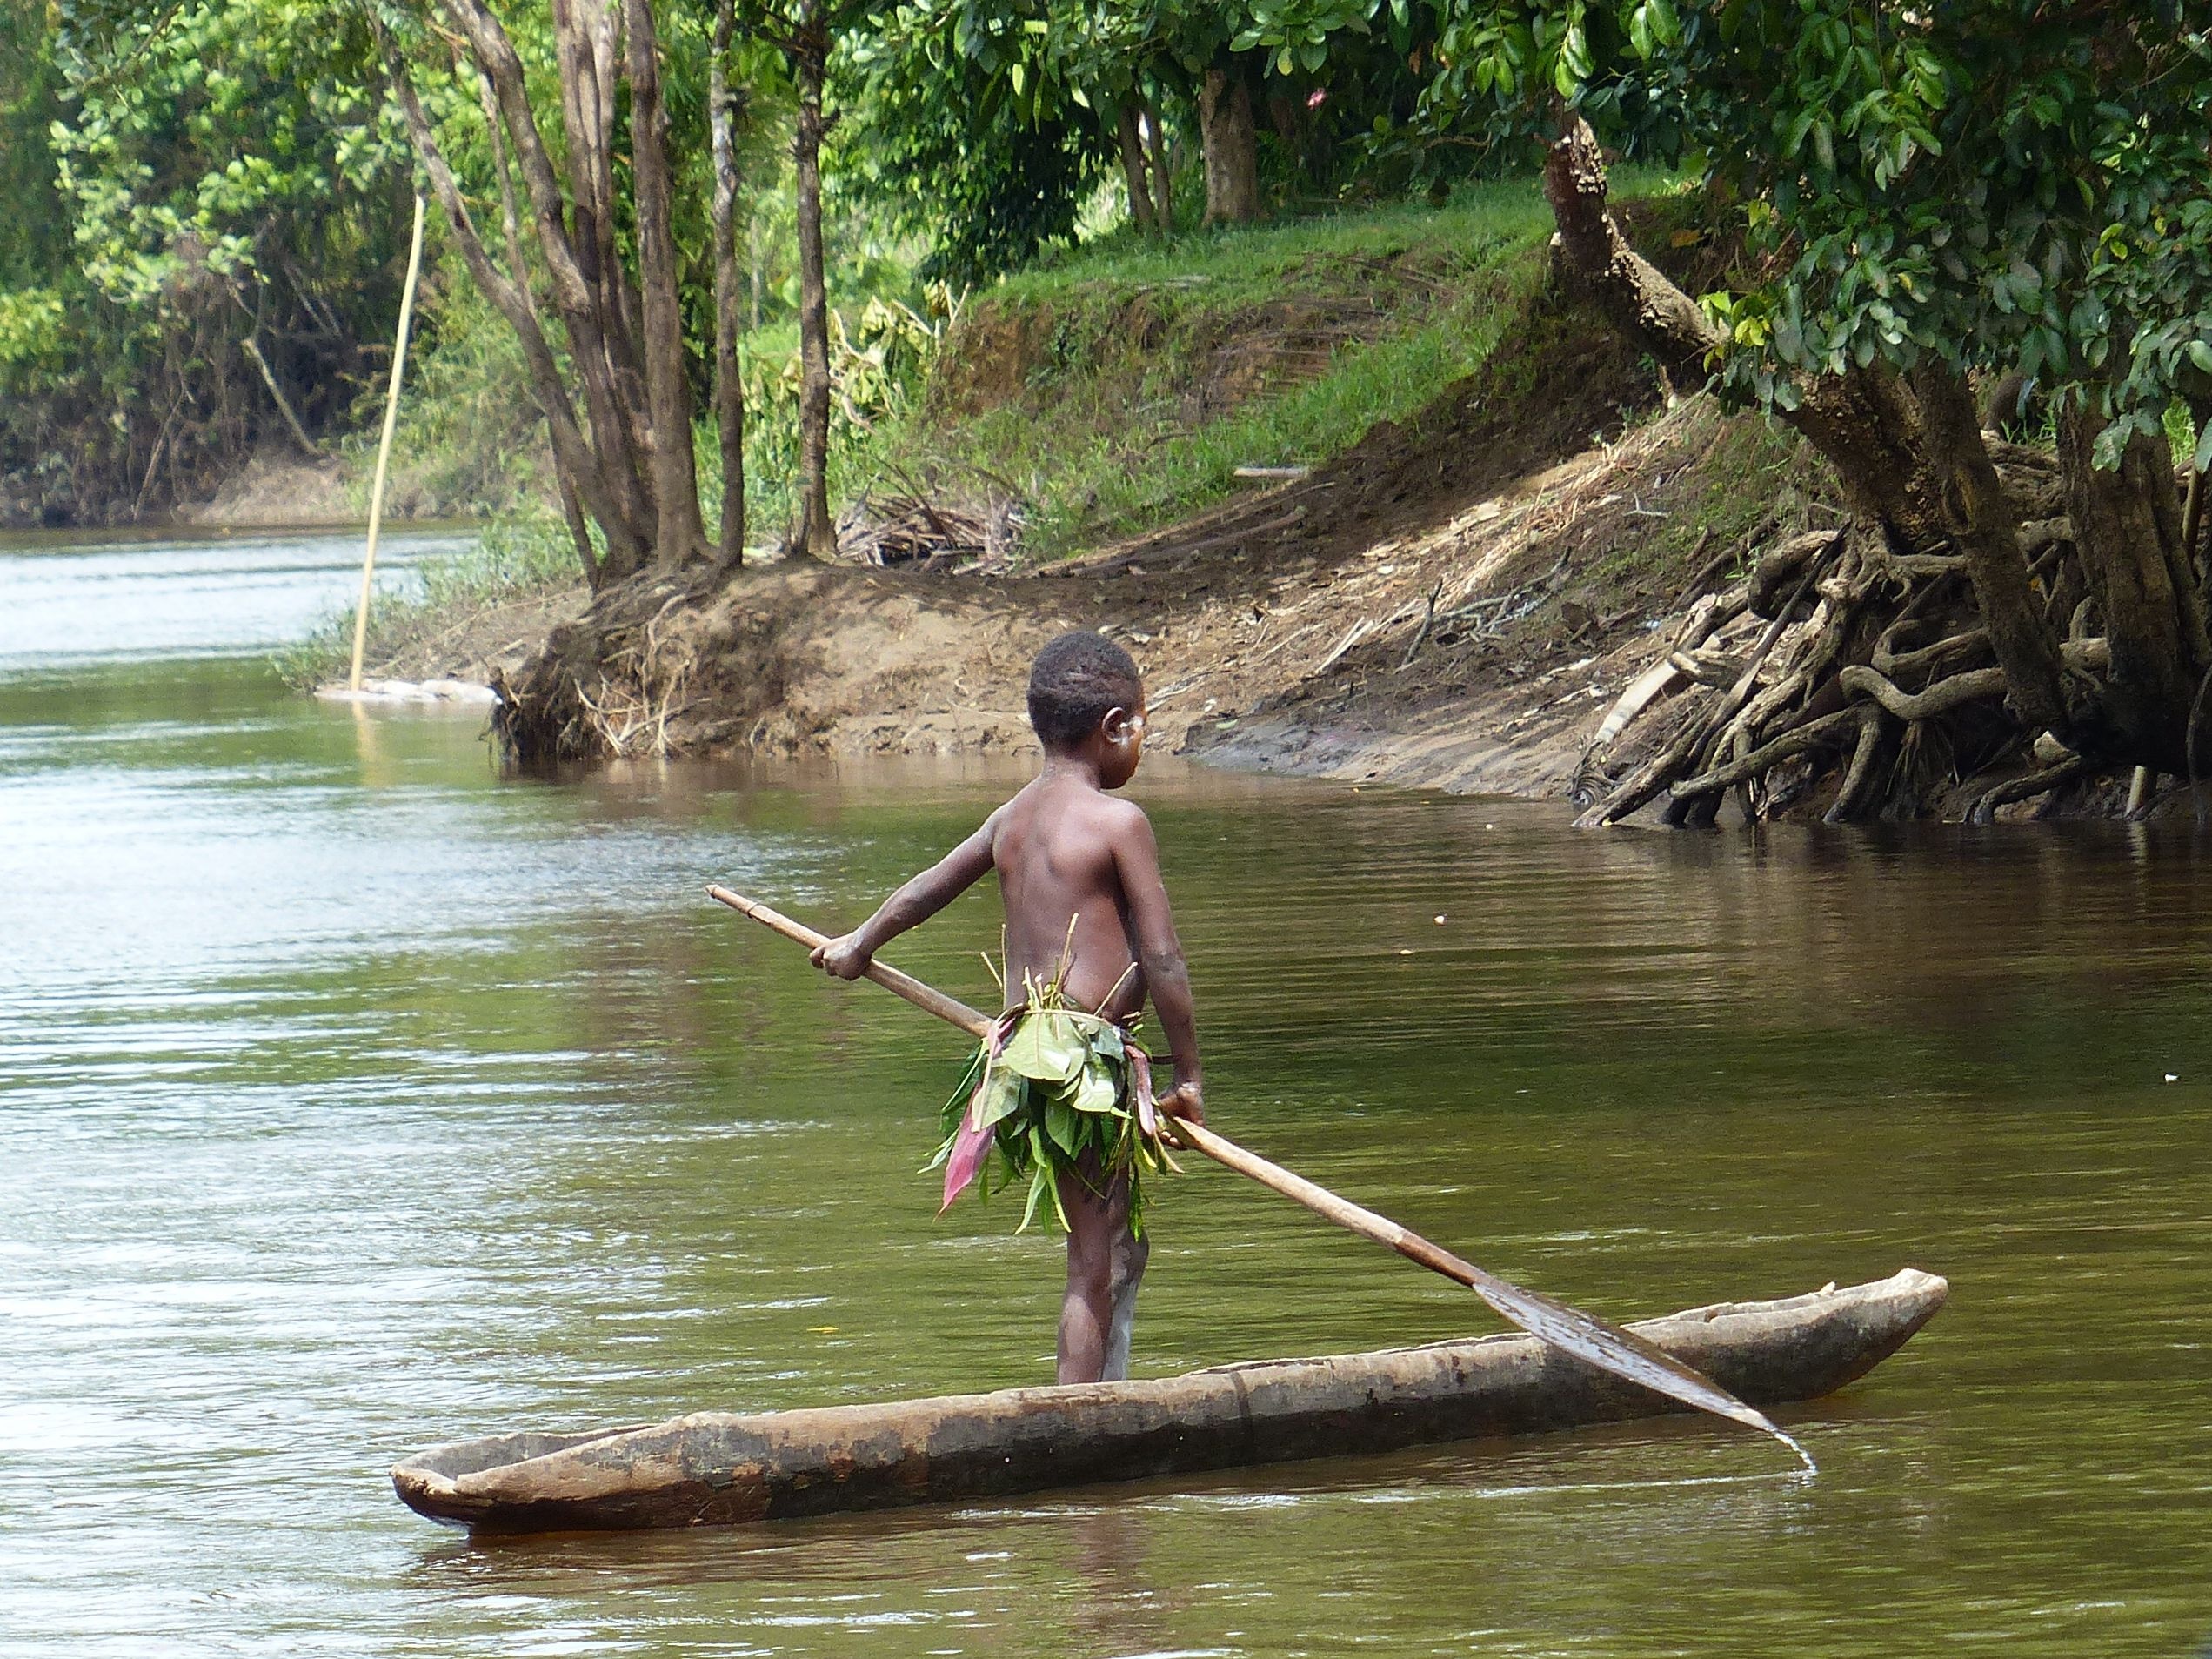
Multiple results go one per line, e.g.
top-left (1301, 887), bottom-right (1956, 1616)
top-left (707, 883), bottom-right (1809, 1466)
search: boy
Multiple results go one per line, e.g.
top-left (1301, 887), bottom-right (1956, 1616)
top-left (811, 631), bottom-right (1204, 1386)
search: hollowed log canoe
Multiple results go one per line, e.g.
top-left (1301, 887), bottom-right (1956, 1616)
top-left (392, 1268), bottom-right (1945, 1534)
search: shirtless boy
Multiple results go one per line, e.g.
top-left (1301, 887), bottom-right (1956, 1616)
top-left (811, 631), bottom-right (1203, 1385)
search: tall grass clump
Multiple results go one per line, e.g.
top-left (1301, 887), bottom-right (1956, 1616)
top-left (271, 509), bottom-right (582, 687)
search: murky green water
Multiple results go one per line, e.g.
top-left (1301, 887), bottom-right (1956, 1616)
top-left (3, 531), bottom-right (2209, 1656)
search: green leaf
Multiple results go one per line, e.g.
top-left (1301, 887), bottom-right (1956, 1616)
top-left (1018, 1161), bottom-right (1049, 1233)
top-left (1072, 1057), bottom-right (1120, 1114)
top-left (969, 1064), bottom-right (1023, 1131)
top-left (999, 1013), bottom-right (1086, 1083)
top-left (1045, 1097), bottom-right (1079, 1154)
top-left (2188, 339), bottom-right (2212, 376)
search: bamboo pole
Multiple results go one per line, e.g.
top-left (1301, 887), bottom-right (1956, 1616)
top-left (705, 884), bottom-right (1810, 1467)
top-left (349, 193), bottom-right (429, 693)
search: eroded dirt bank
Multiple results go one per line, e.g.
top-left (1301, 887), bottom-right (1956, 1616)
top-left (492, 291), bottom-right (1783, 802)
top-left (481, 284), bottom-right (2153, 823)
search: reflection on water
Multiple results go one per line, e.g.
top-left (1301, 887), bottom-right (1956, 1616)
top-left (2, 532), bottom-right (2210, 1656)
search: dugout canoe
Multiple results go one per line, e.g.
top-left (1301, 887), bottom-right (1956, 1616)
top-left (392, 1267), bottom-right (1944, 1533)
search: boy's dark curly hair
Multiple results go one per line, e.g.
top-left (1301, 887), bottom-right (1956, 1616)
top-left (1026, 631), bottom-right (1143, 751)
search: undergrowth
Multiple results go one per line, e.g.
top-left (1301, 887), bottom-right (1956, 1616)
top-left (304, 175), bottom-right (1694, 582)
top-left (271, 510), bottom-right (579, 687)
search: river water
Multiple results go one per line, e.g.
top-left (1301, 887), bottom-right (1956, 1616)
top-left (2, 529), bottom-right (2209, 1657)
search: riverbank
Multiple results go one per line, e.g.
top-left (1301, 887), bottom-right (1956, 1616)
top-left (482, 276), bottom-right (1846, 809)
top-left (311, 190), bottom-right (2155, 824)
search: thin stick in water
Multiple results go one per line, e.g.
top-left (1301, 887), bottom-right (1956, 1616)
top-left (349, 192), bottom-right (428, 693)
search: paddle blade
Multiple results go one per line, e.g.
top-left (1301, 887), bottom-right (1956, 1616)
top-left (1466, 1268), bottom-right (1811, 1467)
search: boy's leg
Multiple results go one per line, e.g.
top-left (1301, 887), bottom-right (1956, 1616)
top-left (1101, 1201), bottom-right (1148, 1383)
top-left (1056, 1168), bottom-right (1118, 1385)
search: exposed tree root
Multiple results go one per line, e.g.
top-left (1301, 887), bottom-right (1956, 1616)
top-left (1572, 493), bottom-right (2141, 825)
top-left (1967, 756), bottom-right (2092, 824)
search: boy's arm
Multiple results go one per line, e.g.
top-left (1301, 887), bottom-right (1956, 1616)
top-left (1113, 807), bottom-right (1204, 1123)
top-left (812, 813), bottom-right (999, 980)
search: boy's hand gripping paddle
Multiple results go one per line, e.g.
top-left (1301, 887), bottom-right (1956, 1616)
top-left (707, 884), bottom-right (1812, 1470)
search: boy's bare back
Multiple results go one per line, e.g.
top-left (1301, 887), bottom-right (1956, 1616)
top-left (990, 773), bottom-right (1161, 1021)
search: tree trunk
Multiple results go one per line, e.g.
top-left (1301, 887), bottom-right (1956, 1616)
top-left (625, 0), bottom-right (711, 569)
top-left (1145, 102), bottom-right (1173, 233)
top-left (1116, 102), bottom-right (1156, 235)
top-left (383, 0), bottom-right (727, 588)
top-left (2060, 406), bottom-right (2204, 770)
top-left (541, 0), bottom-right (654, 541)
top-left (708, 0), bottom-right (745, 569)
top-left (1198, 69), bottom-right (1260, 225)
top-left (792, 0), bottom-right (836, 561)
top-left (1910, 364), bottom-right (2071, 737)
top-left (381, 28), bottom-right (645, 581)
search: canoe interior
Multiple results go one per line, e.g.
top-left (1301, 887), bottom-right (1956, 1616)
top-left (393, 1268), bottom-right (1946, 1534)
top-left (400, 1425), bottom-right (653, 1488)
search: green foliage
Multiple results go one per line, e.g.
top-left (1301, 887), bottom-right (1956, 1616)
top-left (3, 0), bottom-right (408, 518)
top-left (845, 0), bottom-right (1458, 281)
top-left (0, 0), bottom-right (66, 288)
top-left (1412, 2), bottom-right (2212, 454)
top-left (733, 293), bottom-right (948, 545)
top-left (873, 183), bottom-right (1584, 556)
top-left (845, 5), bottom-right (1109, 286)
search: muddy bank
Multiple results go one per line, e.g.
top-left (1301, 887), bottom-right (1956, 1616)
top-left (492, 291), bottom-right (1773, 801)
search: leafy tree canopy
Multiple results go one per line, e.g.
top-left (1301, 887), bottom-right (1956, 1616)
top-left (1411, 2), bottom-right (2212, 460)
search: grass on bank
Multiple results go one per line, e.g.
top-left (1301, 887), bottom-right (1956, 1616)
top-left (852, 171), bottom-right (1682, 559)
top-left (271, 512), bottom-right (580, 687)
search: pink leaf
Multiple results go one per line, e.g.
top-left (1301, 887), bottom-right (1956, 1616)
top-left (942, 1012), bottom-right (1020, 1213)
top-left (939, 1114), bottom-right (994, 1213)
top-left (1129, 1047), bottom-right (1158, 1139)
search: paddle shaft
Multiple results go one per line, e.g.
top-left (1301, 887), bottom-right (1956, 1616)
top-left (706, 884), bottom-right (1796, 1455)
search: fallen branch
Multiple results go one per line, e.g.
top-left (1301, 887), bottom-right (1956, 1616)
top-left (1670, 708), bottom-right (1861, 800)
top-left (1311, 618), bottom-right (1380, 676)
top-left (1398, 582), bottom-right (1444, 670)
top-left (1591, 657), bottom-right (1686, 747)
